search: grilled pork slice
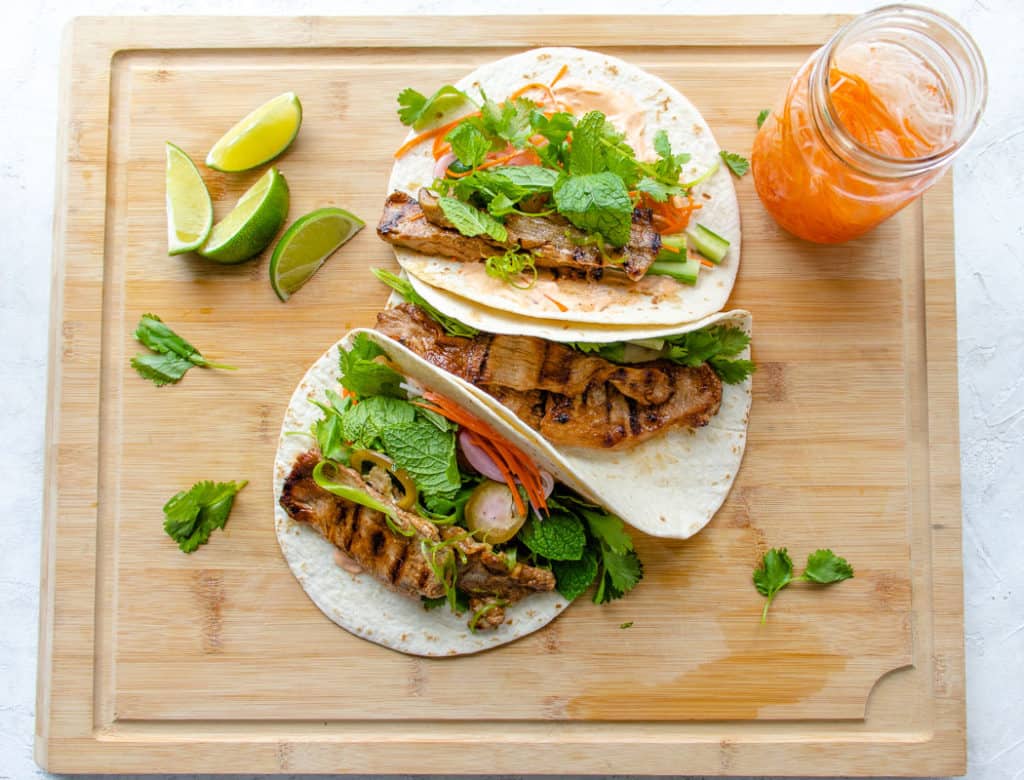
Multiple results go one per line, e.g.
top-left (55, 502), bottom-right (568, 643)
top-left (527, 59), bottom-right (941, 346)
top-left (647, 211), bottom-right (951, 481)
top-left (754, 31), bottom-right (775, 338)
top-left (280, 451), bottom-right (445, 599)
top-left (377, 189), bottom-right (661, 281)
top-left (280, 450), bottom-right (556, 629)
top-left (376, 303), bottom-right (723, 450)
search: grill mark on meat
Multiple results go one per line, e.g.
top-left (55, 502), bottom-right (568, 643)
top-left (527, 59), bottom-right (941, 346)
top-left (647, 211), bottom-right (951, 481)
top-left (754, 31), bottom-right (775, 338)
top-left (627, 398), bottom-right (640, 436)
top-left (378, 190), bottom-right (660, 281)
top-left (376, 303), bottom-right (723, 450)
top-left (387, 542), bottom-right (409, 587)
top-left (280, 450), bottom-right (556, 627)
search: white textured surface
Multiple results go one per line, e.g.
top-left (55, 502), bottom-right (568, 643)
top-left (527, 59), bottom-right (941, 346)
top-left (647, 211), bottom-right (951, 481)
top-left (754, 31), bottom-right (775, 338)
top-left (1, 1), bottom-right (1020, 778)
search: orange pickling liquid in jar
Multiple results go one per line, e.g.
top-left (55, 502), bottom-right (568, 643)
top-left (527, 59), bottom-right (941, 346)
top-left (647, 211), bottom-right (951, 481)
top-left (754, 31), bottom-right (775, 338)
top-left (752, 5), bottom-right (987, 244)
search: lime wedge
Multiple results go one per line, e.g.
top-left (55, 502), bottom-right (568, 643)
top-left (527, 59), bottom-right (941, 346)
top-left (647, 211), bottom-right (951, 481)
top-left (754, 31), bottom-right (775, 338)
top-left (270, 208), bottom-right (365, 301)
top-left (198, 168), bottom-right (290, 264)
top-left (205, 92), bottom-right (302, 172)
top-left (165, 142), bottom-right (213, 255)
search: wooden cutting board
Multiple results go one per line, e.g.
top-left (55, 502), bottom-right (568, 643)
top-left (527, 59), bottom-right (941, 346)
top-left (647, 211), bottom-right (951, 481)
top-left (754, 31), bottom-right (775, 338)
top-left (36, 15), bottom-right (965, 776)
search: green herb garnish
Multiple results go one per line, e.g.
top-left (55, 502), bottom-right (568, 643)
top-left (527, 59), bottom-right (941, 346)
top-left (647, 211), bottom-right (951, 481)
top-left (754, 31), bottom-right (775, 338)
top-left (163, 480), bottom-right (247, 553)
top-left (484, 248), bottom-right (538, 289)
top-left (372, 268), bottom-right (479, 338)
top-left (719, 150), bottom-right (750, 177)
top-left (469, 599), bottom-right (509, 633)
top-left (131, 313), bottom-right (236, 386)
top-left (753, 548), bottom-right (854, 623)
top-left (620, 621), bottom-right (634, 629)
top-left (338, 332), bottom-right (405, 399)
top-left (568, 324), bottom-right (755, 385)
top-left (397, 85), bottom-right (471, 129)
top-left (757, 109), bottom-right (770, 128)
top-left (437, 196), bottom-right (508, 243)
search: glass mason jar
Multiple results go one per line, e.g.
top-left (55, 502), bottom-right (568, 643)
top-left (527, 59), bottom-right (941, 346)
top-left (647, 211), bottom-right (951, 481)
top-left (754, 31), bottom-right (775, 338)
top-left (751, 4), bottom-right (987, 244)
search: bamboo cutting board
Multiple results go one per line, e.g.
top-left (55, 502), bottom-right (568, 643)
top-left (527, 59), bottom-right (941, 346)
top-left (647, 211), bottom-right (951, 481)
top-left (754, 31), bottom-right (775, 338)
top-left (36, 15), bottom-right (965, 776)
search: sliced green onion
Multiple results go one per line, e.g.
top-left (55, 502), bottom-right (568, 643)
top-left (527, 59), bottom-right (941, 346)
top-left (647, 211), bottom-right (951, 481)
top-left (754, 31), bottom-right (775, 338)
top-left (312, 461), bottom-right (414, 536)
top-left (469, 599), bottom-right (509, 633)
top-left (485, 249), bottom-right (538, 290)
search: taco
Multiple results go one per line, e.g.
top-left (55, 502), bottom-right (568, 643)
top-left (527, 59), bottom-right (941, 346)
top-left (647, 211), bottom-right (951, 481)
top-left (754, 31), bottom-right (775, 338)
top-left (378, 46), bottom-right (741, 332)
top-left (373, 271), bottom-right (753, 540)
top-left (274, 329), bottom-right (643, 657)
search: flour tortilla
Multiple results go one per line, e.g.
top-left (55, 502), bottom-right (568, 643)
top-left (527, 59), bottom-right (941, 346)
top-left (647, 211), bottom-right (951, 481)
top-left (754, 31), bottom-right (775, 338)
top-left (389, 46), bottom-right (741, 329)
top-left (274, 330), bottom-right (593, 657)
top-left (381, 295), bottom-right (753, 539)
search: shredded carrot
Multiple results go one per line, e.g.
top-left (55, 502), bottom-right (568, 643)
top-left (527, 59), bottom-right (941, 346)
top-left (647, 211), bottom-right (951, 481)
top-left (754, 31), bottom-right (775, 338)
top-left (543, 293), bottom-right (568, 312)
top-left (699, 257), bottom-right (715, 268)
top-left (509, 82), bottom-right (557, 106)
top-left (659, 242), bottom-right (681, 254)
top-left (407, 212), bottom-right (425, 221)
top-left (645, 192), bottom-right (702, 235)
top-left (413, 391), bottom-right (548, 513)
top-left (394, 112), bottom-right (481, 159)
top-left (549, 63), bottom-right (569, 88)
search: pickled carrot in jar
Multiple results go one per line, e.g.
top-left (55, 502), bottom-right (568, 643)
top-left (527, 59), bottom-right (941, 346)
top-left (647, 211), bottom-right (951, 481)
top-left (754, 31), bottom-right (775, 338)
top-left (752, 6), bottom-right (986, 244)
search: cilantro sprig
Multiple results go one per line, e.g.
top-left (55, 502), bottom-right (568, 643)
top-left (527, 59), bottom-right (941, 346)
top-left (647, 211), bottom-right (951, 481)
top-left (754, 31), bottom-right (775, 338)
top-left (569, 324), bottom-right (755, 385)
top-left (753, 548), bottom-right (854, 623)
top-left (163, 480), bottom-right (247, 553)
top-left (131, 313), bottom-right (236, 386)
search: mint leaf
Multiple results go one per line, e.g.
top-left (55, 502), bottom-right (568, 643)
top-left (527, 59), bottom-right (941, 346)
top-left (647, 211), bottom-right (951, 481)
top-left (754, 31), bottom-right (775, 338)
top-left (438, 196), bottom-right (508, 243)
top-left (163, 480), bottom-right (247, 553)
top-left (568, 111), bottom-right (607, 175)
top-left (379, 419), bottom-right (461, 500)
top-left (553, 548), bottom-right (599, 601)
top-left (800, 549), bottom-right (854, 584)
top-left (131, 313), bottom-right (235, 386)
top-left (553, 171), bottom-right (633, 247)
top-left (445, 122), bottom-right (490, 169)
top-left (520, 513), bottom-right (587, 561)
top-left (341, 395), bottom-right (416, 449)
top-left (130, 352), bottom-right (194, 386)
top-left (719, 150), bottom-right (750, 177)
top-left (757, 109), bottom-right (770, 128)
top-left (338, 333), bottom-right (405, 399)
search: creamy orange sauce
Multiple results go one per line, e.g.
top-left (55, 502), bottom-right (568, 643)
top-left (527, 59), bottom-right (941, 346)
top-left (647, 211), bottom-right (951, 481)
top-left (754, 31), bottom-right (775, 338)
top-left (553, 79), bottom-right (650, 156)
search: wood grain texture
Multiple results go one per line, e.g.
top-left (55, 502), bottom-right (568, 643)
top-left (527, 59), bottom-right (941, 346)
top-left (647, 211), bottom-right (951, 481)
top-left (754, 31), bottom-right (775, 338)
top-left (35, 14), bottom-right (965, 776)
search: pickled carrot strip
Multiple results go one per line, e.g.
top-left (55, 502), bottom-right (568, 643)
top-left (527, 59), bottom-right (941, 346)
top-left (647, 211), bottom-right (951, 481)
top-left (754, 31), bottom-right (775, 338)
top-left (549, 64), bottom-right (569, 88)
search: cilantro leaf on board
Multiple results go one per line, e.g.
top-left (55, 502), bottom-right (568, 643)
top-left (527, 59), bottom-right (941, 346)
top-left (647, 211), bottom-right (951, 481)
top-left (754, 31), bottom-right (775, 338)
top-left (338, 333), bottom-right (405, 399)
top-left (372, 268), bottom-right (479, 338)
top-left (801, 549), bottom-right (855, 584)
top-left (131, 313), bottom-right (236, 386)
top-left (520, 512), bottom-right (587, 561)
top-left (445, 121), bottom-right (490, 169)
top-left (754, 547), bottom-right (854, 622)
top-left (757, 109), bottom-right (770, 128)
top-left (553, 171), bottom-right (633, 247)
top-left (397, 85), bottom-right (472, 128)
top-left (719, 150), bottom-right (751, 177)
top-left (437, 196), bottom-right (508, 243)
top-left (163, 480), bottom-right (247, 553)
top-left (379, 419), bottom-right (461, 500)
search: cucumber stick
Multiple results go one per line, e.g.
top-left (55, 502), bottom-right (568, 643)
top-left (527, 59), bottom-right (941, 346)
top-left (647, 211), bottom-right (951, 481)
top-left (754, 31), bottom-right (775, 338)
top-left (685, 223), bottom-right (730, 264)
